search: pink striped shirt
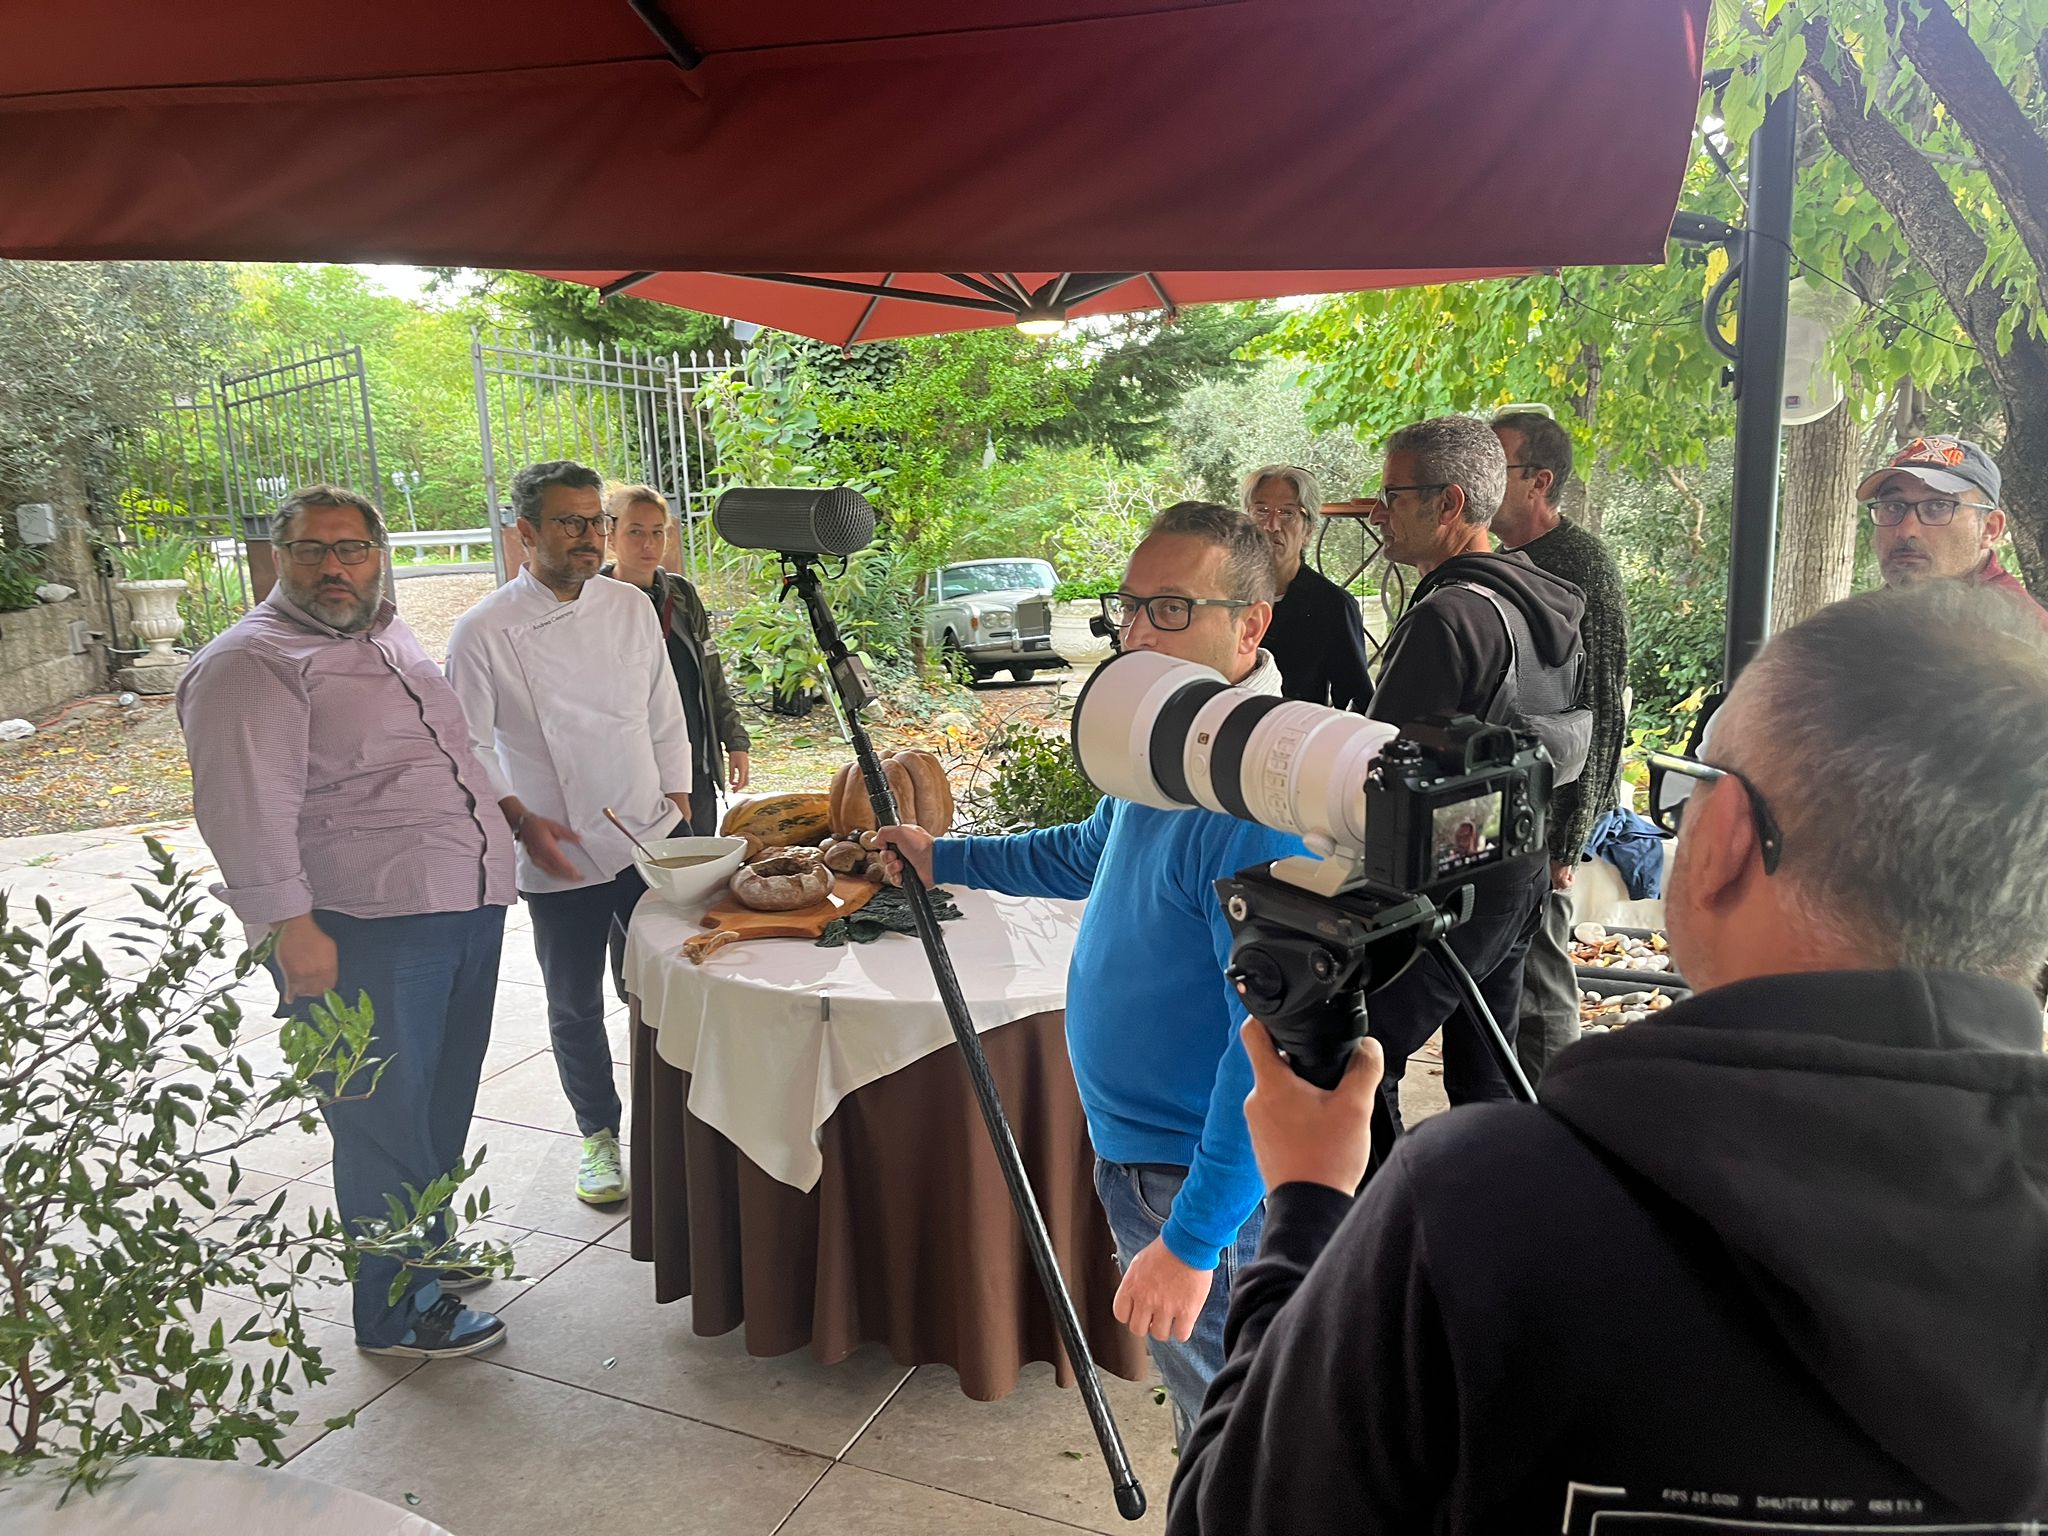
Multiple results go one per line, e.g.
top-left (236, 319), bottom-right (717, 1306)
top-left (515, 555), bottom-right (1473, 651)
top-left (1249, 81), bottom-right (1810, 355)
top-left (176, 586), bottom-right (516, 925)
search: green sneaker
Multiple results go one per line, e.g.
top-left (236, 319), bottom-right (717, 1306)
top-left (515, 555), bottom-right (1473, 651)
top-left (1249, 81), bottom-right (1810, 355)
top-left (576, 1129), bottom-right (627, 1206)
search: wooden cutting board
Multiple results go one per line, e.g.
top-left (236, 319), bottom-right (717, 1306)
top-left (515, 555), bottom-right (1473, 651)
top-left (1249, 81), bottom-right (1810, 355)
top-left (696, 876), bottom-right (882, 942)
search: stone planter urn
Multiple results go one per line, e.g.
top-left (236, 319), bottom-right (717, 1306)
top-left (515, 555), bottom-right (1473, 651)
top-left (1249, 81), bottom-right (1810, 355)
top-left (119, 577), bottom-right (188, 662)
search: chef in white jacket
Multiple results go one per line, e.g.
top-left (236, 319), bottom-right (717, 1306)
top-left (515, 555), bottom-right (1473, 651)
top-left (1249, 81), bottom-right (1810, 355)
top-left (446, 459), bottom-right (692, 1207)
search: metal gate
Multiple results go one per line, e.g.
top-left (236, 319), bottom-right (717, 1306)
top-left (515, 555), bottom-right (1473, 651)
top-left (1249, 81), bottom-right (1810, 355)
top-left (107, 343), bottom-right (381, 646)
top-left (217, 343), bottom-right (382, 542)
top-left (471, 332), bottom-right (736, 582)
top-left (1312, 515), bottom-right (1409, 661)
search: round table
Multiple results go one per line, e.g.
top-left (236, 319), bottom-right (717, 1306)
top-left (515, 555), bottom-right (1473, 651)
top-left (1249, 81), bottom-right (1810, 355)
top-left (620, 887), bottom-right (1148, 1399)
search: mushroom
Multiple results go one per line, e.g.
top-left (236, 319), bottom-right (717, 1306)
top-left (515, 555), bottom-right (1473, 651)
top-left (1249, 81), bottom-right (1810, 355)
top-left (729, 850), bottom-right (835, 911)
top-left (822, 840), bottom-right (867, 874)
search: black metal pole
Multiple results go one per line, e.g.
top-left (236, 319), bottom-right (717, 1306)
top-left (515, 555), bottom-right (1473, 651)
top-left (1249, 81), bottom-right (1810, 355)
top-left (1722, 81), bottom-right (1799, 684)
top-left (783, 559), bottom-right (1148, 1522)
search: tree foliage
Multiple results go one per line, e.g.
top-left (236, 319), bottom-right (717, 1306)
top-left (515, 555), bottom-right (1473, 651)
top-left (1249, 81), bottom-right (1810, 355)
top-left (0, 847), bottom-right (506, 1493)
top-left (0, 262), bottom-right (238, 507)
top-left (435, 269), bottom-right (737, 359)
top-left (1027, 303), bottom-right (1277, 460)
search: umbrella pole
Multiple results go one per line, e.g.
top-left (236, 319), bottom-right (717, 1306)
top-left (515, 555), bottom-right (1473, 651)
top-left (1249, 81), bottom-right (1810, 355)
top-left (783, 558), bottom-right (1148, 1521)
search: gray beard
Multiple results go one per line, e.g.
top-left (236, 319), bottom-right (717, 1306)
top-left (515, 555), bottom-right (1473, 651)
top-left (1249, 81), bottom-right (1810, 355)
top-left (287, 568), bottom-right (385, 633)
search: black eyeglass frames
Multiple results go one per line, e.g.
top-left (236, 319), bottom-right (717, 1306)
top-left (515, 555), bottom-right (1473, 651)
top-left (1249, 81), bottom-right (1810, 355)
top-left (1645, 752), bottom-right (1783, 875)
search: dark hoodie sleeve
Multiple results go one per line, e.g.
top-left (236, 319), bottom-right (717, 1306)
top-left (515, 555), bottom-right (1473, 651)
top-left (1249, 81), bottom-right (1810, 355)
top-left (1168, 1168), bottom-right (1456, 1534)
top-left (1369, 599), bottom-right (1485, 729)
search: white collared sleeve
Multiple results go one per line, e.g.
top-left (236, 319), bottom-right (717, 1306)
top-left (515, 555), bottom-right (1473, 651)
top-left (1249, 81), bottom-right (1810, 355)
top-left (444, 609), bottom-right (514, 803)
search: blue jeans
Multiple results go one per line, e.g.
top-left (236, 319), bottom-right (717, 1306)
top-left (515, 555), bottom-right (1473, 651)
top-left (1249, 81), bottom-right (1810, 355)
top-left (523, 867), bottom-right (644, 1139)
top-left (1092, 1159), bottom-right (1264, 1444)
top-left (276, 905), bottom-right (506, 1347)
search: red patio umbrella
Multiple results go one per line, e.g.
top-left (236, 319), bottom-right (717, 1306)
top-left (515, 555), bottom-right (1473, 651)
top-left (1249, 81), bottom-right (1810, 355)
top-left (0, 2), bottom-right (1707, 288)
top-left (528, 267), bottom-right (1535, 347)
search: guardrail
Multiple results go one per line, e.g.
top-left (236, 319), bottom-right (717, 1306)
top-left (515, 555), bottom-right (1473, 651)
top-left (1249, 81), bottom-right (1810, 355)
top-left (385, 528), bottom-right (496, 580)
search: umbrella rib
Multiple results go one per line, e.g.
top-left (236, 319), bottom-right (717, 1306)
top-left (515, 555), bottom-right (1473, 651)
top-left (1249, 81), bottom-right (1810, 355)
top-left (1051, 272), bottom-right (1141, 307)
top-left (1142, 273), bottom-right (1178, 318)
top-left (625, 0), bottom-right (704, 72)
top-left (599, 271), bottom-right (660, 300)
top-left (716, 273), bottom-right (1010, 313)
top-left (846, 274), bottom-right (895, 348)
top-left (945, 273), bottom-right (1026, 309)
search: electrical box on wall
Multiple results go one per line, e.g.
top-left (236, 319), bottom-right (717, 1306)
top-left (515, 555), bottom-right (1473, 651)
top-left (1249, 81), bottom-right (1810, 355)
top-left (15, 503), bottom-right (57, 544)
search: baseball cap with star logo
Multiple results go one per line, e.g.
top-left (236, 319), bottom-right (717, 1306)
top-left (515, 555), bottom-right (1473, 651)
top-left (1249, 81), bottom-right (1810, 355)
top-left (1855, 434), bottom-right (2002, 506)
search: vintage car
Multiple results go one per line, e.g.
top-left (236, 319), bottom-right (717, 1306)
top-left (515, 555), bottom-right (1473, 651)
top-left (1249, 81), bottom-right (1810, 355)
top-left (920, 557), bottom-right (1070, 683)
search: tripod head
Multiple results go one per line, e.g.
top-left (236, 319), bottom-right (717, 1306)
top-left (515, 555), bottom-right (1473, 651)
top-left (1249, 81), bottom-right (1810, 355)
top-left (1217, 868), bottom-right (1470, 1090)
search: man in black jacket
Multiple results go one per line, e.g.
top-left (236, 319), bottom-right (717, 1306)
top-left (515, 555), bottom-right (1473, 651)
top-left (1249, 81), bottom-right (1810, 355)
top-left (1242, 464), bottom-right (1374, 714)
top-left (1360, 415), bottom-right (1586, 1134)
top-left (1169, 583), bottom-right (2048, 1533)
top-left (605, 485), bottom-right (752, 835)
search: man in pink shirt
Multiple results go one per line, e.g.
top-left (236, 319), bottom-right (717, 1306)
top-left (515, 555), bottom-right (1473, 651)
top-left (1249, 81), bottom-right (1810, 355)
top-left (1861, 434), bottom-right (2048, 631)
top-left (178, 485), bottom-right (534, 1360)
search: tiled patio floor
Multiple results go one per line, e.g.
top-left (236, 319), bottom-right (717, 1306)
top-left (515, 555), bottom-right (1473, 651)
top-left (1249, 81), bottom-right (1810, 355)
top-left (3, 821), bottom-right (1187, 1534)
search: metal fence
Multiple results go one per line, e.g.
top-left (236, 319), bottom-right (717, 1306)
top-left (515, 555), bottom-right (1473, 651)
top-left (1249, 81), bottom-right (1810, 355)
top-left (471, 332), bottom-right (738, 582)
top-left (106, 344), bottom-right (382, 645)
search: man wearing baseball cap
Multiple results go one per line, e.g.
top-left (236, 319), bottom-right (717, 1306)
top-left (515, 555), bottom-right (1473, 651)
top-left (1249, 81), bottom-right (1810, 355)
top-left (1858, 434), bottom-right (2048, 628)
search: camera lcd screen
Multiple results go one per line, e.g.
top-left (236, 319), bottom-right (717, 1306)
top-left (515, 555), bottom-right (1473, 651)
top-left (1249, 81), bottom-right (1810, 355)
top-left (1430, 790), bottom-right (1504, 878)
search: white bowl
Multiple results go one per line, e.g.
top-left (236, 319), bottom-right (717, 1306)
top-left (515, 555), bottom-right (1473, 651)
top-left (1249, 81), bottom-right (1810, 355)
top-left (632, 835), bottom-right (748, 907)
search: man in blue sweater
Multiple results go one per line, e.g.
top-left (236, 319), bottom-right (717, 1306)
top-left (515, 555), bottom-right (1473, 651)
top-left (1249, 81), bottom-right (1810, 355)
top-left (880, 501), bottom-right (1306, 1439)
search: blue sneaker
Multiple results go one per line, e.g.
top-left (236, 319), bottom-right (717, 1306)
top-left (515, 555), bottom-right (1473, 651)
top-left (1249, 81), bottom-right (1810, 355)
top-left (360, 1292), bottom-right (507, 1359)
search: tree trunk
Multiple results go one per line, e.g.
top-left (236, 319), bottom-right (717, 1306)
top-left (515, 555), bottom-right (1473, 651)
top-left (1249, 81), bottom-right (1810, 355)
top-left (1772, 402), bottom-right (1862, 632)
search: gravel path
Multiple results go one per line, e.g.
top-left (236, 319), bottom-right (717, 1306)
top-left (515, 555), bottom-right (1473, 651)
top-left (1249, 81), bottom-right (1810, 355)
top-left (392, 573), bottom-right (497, 662)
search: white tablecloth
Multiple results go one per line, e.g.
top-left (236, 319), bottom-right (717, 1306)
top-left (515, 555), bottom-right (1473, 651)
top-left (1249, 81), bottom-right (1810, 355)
top-left (621, 887), bottom-right (1084, 1191)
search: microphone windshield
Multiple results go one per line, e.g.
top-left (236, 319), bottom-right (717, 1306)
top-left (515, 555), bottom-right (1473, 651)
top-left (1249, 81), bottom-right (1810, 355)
top-left (712, 487), bottom-right (876, 557)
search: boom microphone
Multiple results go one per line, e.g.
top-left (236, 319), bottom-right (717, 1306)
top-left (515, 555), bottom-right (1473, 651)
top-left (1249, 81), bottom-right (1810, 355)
top-left (712, 486), bottom-right (876, 557)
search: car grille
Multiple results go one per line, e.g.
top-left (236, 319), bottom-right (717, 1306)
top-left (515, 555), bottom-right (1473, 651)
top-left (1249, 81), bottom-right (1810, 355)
top-left (1017, 598), bottom-right (1051, 639)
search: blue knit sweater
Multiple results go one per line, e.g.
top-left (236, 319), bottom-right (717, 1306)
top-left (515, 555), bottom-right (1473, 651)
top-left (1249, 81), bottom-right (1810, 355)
top-left (932, 797), bottom-right (1306, 1267)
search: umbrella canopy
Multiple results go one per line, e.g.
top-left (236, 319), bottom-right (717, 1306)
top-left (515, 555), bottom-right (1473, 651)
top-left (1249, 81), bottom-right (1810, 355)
top-left (528, 268), bottom-right (1535, 347)
top-left (0, 1), bottom-right (1707, 283)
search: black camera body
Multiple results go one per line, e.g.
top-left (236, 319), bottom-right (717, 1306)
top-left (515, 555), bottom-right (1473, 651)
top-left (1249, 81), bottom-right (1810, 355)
top-left (1360, 715), bottom-right (1552, 899)
top-left (1218, 715), bottom-right (1550, 1093)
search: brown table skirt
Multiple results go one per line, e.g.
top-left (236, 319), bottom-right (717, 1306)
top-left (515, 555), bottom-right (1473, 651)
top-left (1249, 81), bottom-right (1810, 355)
top-left (626, 1002), bottom-right (1149, 1401)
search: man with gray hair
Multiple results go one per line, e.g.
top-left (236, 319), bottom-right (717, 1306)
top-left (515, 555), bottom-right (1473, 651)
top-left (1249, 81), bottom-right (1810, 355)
top-left (877, 501), bottom-right (1307, 1442)
top-left (1362, 415), bottom-right (1588, 1141)
top-left (178, 484), bottom-right (517, 1359)
top-left (1242, 464), bottom-right (1374, 713)
top-left (1170, 584), bottom-right (2048, 1529)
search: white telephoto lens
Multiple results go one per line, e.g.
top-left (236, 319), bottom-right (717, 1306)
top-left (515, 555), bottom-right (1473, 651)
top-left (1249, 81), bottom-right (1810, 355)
top-left (1071, 648), bottom-right (1398, 856)
top-left (1192, 699), bottom-right (1395, 851)
top-left (1070, 649), bottom-right (1230, 810)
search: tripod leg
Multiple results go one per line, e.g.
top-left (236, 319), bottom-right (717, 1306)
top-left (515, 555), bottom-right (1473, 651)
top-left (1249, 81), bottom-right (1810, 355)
top-left (785, 559), bottom-right (1147, 1521)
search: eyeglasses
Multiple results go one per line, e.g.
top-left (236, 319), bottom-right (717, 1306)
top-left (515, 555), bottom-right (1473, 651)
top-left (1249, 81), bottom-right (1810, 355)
top-left (280, 538), bottom-right (380, 567)
top-left (1367, 482), bottom-right (1450, 507)
top-left (1100, 592), bottom-right (1251, 632)
top-left (1864, 496), bottom-right (1991, 527)
top-left (1646, 752), bottom-right (1783, 874)
top-left (545, 514), bottom-right (617, 537)
top-left (1505, 463), bottom-right (1542, 477)
top-left (1248, 502), bottom-right (1307, 528)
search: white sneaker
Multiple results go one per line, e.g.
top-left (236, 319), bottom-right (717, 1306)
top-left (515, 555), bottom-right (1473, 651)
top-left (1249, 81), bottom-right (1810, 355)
top-left (576, 1129), bottom-right (627, 1205)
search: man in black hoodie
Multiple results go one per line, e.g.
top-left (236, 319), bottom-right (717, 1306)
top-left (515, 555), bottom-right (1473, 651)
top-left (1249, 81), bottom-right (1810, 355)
top-left (1169, 583), bottom-right (2048, 1532)
top-left (1360, 414), bottom-right (1587, 1133)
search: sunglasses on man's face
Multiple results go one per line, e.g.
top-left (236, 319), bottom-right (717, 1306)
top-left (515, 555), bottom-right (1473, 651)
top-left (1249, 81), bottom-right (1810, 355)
top-left (1645, 752), bottom-right (1783, 874)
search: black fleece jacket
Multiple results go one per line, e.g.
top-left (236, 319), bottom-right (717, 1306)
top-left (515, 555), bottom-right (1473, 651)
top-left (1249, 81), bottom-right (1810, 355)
top-left (1265, 560), bottom-right (1374, 714)
top-left (1367, 549), bottom-right (1586, 732)
top-left (1169, 969), bottom-right (2048, 1533)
